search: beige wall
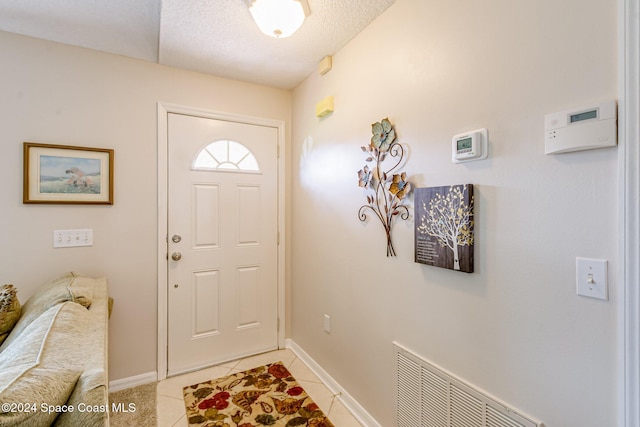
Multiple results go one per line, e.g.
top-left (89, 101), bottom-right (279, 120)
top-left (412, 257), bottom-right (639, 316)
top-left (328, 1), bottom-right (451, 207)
top-left (290, 0), bottom-right (618, 426)
top-left (0, 31), bottom-right (291, 381)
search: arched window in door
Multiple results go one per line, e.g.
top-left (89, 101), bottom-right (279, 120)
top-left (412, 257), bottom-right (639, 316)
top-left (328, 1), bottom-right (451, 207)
top-left (193, 140), bottom-right (260, 172)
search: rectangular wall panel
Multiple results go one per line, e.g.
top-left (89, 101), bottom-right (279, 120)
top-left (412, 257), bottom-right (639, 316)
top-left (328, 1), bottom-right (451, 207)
top-left (193, 184), bottom-right (219, 248)
top-left (237, 266), bottom-right (259, 328)
top-left (237, 185), bottom-right (260, 245)
top-left (192, 270), bottom-right (219, 336)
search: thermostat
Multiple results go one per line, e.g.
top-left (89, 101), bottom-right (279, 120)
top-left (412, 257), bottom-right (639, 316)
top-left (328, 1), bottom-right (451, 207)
top-left (545, 100), bottom-right (617, 154)
top-left (452, 128), bottom-right (488, 163)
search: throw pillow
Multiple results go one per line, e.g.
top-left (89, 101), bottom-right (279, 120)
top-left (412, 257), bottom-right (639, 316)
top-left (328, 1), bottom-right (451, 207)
top-left (0, 284), bottom-right (20, 346)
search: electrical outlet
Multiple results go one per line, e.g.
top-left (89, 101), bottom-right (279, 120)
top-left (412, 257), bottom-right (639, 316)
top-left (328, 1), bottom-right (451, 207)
top-left (323, 314), bottom-right (331, 333)
top-left (53, 229), bottom-right (93, 248)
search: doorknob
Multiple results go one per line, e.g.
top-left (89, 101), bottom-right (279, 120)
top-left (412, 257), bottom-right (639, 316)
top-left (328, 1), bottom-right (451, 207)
top-left (172, 234), bottom-right (182, 243)
top-left (171, 252), bottom-right (182, 261)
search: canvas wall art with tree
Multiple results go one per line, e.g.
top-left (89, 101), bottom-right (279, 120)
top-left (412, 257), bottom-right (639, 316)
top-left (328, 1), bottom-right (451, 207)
top-left (415, 184), bottom-right (474, 273)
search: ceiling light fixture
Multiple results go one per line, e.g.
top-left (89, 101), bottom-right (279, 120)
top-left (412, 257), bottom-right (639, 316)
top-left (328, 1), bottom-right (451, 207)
top-left (246, 0), bottom-right (310, 38)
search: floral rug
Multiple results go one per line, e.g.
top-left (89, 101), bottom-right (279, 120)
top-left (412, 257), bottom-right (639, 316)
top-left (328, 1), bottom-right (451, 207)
top-left (183, 361), bottom-right (335, 427)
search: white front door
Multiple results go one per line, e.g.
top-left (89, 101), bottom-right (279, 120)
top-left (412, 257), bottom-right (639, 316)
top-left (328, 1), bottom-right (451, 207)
top-left (167, 112), bottom-right (279, 376)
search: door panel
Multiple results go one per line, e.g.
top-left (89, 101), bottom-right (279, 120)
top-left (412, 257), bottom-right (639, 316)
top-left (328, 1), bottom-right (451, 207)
top-left (237, 185), bottom-right (260, 244)
top-left (193, 270), bottom-right (220, 336)
top-left (167, 113), bottom-right (278, 376)
top-left (193, 184), bottom-right (220, 248)
top-left (237, 266), bottom-right (260, 328)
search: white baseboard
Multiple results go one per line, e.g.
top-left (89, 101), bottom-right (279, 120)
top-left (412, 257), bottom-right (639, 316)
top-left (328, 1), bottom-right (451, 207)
top-left (286, 339), bottom-right (381, 427)
top-left (109, 371), bottom-right (157, 392)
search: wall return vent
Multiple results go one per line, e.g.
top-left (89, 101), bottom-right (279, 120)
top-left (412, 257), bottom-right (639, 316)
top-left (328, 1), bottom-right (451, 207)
top-left (394, 342), bottom-right (543, 427)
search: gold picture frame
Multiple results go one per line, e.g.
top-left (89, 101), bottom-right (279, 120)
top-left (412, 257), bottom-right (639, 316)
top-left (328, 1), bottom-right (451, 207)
top-left (23, 142), bottom-right (114, 204)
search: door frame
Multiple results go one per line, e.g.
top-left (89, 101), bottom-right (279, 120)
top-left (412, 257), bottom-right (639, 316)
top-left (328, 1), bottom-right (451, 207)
top-left (618, 0), bottom-right (640, 425)
top-left (156, 102), bottom-right (286, 381)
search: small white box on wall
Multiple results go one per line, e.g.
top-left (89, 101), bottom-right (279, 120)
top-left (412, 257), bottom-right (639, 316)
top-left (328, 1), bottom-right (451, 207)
top-left (318, 55), bottom-right (332, 75)
top-left (315, 96), bottom-right (334, 118)
top-left (545, 100), bottom-right (617, 154)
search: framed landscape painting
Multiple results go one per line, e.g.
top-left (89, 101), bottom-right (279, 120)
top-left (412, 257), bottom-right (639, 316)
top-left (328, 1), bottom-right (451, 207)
top-left (414, 184), bottom-right (474, 273)
top-left (23, 142), bottom-right (114, 204)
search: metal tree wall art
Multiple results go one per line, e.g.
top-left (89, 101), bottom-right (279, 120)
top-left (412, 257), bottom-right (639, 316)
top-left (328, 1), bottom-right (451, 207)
top-left (357, 118), bottom-right (412, 257)
top-left (415, 184), bottom-right (474, 273)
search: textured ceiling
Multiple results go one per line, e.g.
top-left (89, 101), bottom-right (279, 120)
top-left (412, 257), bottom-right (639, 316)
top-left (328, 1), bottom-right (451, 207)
top-left (0, 0), bottom-right (397, 89)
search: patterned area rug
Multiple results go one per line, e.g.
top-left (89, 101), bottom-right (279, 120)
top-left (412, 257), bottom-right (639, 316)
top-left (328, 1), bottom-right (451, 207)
top-left (183, 361), bottom-right (335, 427)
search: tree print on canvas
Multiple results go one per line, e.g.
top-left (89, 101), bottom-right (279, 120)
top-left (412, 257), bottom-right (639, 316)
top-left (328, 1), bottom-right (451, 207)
top-left (415, 184), bottom-right (474, 273)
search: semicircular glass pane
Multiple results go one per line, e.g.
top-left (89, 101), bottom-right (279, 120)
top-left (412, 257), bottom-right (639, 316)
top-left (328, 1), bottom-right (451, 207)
top-left (193, 140), bottom-right (260, 172)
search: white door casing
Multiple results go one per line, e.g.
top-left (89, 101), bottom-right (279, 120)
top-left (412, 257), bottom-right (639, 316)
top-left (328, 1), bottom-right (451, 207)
top-left (157, 104), bottom-right (286, 380)
top-left (618, 0), bottom-right (640, 425)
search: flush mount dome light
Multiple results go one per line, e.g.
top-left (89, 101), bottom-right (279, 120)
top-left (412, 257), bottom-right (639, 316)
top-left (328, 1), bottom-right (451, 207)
top-left (246, 0), bottom-right (310, 38)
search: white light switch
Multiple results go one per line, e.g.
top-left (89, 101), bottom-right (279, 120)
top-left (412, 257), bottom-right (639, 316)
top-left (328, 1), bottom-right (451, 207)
top-left (576, 257), bottom-right (608, 300)
top-left (53, 229), bottom-right (93, 248)
top-left (323, 314), bottom-right (331, 333)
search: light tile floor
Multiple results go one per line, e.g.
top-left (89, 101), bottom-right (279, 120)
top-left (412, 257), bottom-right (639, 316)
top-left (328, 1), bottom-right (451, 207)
top-left (157, 349), bottom-right (363, 426)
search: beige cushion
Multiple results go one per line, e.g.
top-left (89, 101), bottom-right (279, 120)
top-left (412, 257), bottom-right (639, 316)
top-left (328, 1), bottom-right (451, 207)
top-left (0, 368), bottom-right (80, 427)
top-left (0, 273), bottom-right (93, 351)
top-left (54, 369), bottom-right (108, 427)
top-left (0, 301), bottom-right (92, 426)
top-left (55, 277), bottom-right (109, 427)
top-left (0, 285), bottom-right (21, 346)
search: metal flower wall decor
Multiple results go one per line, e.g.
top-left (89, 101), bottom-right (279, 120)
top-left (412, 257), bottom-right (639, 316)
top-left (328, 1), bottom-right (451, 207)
top-left (357, 118), bottom-right (412, 256)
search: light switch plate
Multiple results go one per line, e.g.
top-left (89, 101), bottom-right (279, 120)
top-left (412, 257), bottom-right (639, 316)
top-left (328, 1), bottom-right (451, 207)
top-left (53, 229), bottom-right (93, 248)
top-left (576, 257), bottom-right (608, 300)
